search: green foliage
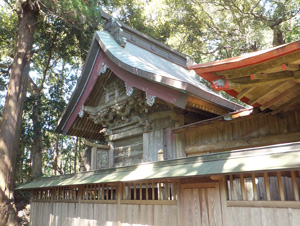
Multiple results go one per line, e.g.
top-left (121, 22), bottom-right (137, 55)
top-left (2, 0), bottom-right (300, 183)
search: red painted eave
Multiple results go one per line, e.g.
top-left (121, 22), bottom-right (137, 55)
top-left (189, 40), bottom-right (300, 73)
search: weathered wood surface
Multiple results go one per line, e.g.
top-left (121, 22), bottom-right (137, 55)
top-left (30, 178), bottom-right (300, 226)
top-left (30, 202), bottom-right (176, 226)
top-left (180, 109), bottom-right (300, 156)
top-left (181, 183), bottom-right (223, 226)
top-left (227, 206), bottom-right (300, 226)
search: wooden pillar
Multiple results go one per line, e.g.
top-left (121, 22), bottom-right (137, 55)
top-left (117, 183), bottom-right (122, 226)
top-left (219, 176), bottom-right (229, 226)
top-left (108, 142), bottom-right (114, 168)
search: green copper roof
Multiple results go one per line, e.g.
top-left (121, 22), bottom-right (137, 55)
top-left (17, 142), bottom-right (300, 190)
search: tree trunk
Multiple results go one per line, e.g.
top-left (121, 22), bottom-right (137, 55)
top-left (31, 93), bottom-right (43, 178)
top-left (74, 137), bottom-right (79, 173)
top-left (272, 27), bottom-right (285, 46)
top-left (53, 134), bottom-right (59, 175)
top-left (0, 2), bottom-right (39, 225)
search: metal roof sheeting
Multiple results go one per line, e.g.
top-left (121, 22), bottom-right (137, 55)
top-left (17, 142), bottom-right (300, 190)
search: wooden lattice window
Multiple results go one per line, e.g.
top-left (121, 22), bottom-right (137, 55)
top-left (122, 180), bottom-right (178, 201)
top-left (53, 186), bottom-right (79, 201)
top-left (32, 188), bottom-right (52, 201)
top-left (81, 183), bottom-right (117, 201)
top-left (227, 170), bottom-right (300, 201)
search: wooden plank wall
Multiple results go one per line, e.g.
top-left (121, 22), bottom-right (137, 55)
top-left (179, 109), bottom-right (300, 156)
top-left (30, 202), bottom-right (176, 226)
top-left (30, 181), bottom-right (300, 226)
top-left (227, 207), bottom-right (300, 226)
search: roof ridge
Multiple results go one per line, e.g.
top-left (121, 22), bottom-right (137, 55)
top-left (99, 9), bottom-right (191, 67)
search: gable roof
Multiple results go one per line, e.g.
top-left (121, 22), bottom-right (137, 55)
top-left (55, 13), bottom-right (243, 140)
top-left (189, 40), bottom-right (300, 113)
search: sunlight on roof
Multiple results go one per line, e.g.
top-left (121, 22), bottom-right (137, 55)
top-left (122, 164), bottom-right (154, 181)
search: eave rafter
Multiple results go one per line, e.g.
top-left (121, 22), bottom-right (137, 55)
top-left (215, 50), bottom-right (300, 80)
top-left (260, 83), bottom-right (300, 111)
top-left (186, 96), bottom-right (230, 115)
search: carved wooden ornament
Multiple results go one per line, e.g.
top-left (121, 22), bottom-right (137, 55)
top-left (146, 93), bottom-right (156, 106)
top-left (99, 63), bottom-right (108, 75)
top-left (125, 83), bottom-right (134, 96)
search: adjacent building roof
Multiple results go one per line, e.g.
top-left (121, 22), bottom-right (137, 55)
top-left (17, 142), bottom-right (300, 189)
top-left (55, 13), bottom-right (243, 140)
top-left (189, 40), bottom-right (300, 113)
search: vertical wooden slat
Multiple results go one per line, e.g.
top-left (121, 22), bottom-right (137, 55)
top-left (123, 183), bottom-right (126, 200)
top-left (111, 185), bottom-right (113, 200)
top-left (105, 184), bottom-right (108, 200)
top-left (85, 184), bottom-right (87, 200)
top-left (140, 182), bottom-right (142, 200)
top-left (277, 171), bottom-right (285, 201)
top-left (117, 183), bottom-right (122, 226)
top-left (251, 173), bottom-right (258, 201)
top-left (240, 174), bottom-right (246, 200)
top-left (264, 172), bottom-right (271, 201)
top-left (291, 171), bottom-right (299, 201)
top-left (229, 175), bottom-right (234, 201)
top-left (146, 183), bottom-right (149, 200)
top-left (107, 184), bottom-right (110, 200)
top-left (152, 181), bottom-right (155, 200)
top-left (98, 184), bottom-right (100, 200)
top-left (67, 187), bottom-right (70, 200)
top-left (134, 183), bottom-right (137, 200)
top-left (129, 183), bottom-right (132, 200)
top-left (166, 182), bottom-right (169, 200)
top-left (159, 182), bottom-right (162, 200)
top-left (171, 182), bottom-right (175, 200)
top-left (101, 184), bottom-right (104, 200)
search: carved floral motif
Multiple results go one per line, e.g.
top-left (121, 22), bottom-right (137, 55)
top-left (146, 93), bottom-right (156, 106)
top-left (125, 83), bottom-right (133, 96)
top-left (99, 63), bottom-right (108, 75)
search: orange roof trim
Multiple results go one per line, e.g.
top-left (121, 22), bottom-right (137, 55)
top-left (189, 40), bottom-right (300, 73)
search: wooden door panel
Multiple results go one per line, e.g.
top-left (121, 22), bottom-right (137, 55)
top-left (181, 183), bottom-right (222, 226)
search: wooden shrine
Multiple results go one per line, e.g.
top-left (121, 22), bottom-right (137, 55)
top-left (18, 12), bottom-right (300, 226)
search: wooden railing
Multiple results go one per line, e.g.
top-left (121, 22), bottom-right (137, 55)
top-left (31, 180), bottom-right (178, 205)
top-left (226, 170), bottom-right (300, 208)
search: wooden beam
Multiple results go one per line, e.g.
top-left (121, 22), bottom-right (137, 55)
top-left (228, 77), bottom-right (294, 90)
top-left (236, 87), bottom-right (255, 99)
top-left (247, 71), bottom-right (294, 80)
top-left (260, 84), bottom-right (300, 111)
top-left (186, 96), bottom-right (229, 115)
top-left (271, 95), bottom-right (300, 115)
top-left (276, 171), bottom-right (285, 201)
top-left (229, 175), bottom-right (234, 201)
top-left (248, 80), bottom-right (291, 105)
top-left (186, 131), bottom-right (300, 155)
top-left (251, 173), bottom-right (258, 201)
top-left (291, 171), bottom-right (299, 201)
top-left (281, 63), bottom-right (299, 71)
top-left (240, 174), bottom-right (246, 200)
top-left (217, 50), bottom-right (300, 79)
top-left (264, 172), bottom-right (271, 201)
top-left (227, 200), bottom-right (300, 208)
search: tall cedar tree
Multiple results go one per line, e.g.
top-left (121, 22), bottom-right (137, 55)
top-left (0, 1), bottom-right (39, 224)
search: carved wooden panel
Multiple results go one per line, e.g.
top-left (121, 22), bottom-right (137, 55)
top-left (97, 150), bottom-right (109, 169)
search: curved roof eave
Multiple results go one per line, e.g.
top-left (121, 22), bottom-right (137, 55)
top-left (56, 31), bottom-right (244, 135)
top-left (95, 31), bottom-right (243, 111)
top-left (189, 40), bottom-right (300, 73)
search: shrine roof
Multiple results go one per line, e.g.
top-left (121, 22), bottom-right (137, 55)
top-left (55, 13), bottom-right (243, 140)
top-left (17, 141), bottom-right (300, 189)
top-left (189, 40), bottom-right (300, 113)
